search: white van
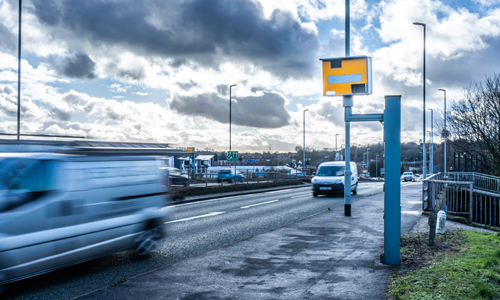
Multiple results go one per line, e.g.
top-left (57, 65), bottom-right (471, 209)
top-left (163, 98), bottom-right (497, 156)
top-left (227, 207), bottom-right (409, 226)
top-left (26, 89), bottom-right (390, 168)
top-left (311, 161), bottom-right (358, 197)
top-left (0, 153), bottom-right (171, 292)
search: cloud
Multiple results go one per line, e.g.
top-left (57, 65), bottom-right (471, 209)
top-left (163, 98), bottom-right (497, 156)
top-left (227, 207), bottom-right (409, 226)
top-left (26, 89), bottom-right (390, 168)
top-left (48, 53), bottom-right (97, 80)
top-left (169, 91), bottom-right (291, 128)
top-left (50, 107), bottom-right (71, 121)
top-left (177, 80), bottom-right (198, 91)
top-left (0, 21), bottom-right (16, 55)
top-left (30, 0), bottom-right (319, 79)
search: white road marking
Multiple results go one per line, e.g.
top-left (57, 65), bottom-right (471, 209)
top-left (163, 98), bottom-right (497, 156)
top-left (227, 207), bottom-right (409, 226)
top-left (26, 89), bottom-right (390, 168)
top-left (401, 211), bottom-right (421, 215)
top-left (241, 200), bottom-right (279, 209)
top-left (164, 212), bottom-right (225, 224)
top-left (172, 196), bottom-right (241, 207)
top-left (264, 189), bottom-right (296, 194)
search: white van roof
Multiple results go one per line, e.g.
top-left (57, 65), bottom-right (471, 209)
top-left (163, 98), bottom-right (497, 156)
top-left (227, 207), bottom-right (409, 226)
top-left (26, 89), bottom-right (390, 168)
top-left (319, 161), bottom-right (356, 167)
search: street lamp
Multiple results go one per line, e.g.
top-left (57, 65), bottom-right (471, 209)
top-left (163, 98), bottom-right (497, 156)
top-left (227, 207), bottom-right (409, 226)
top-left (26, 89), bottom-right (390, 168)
top-left (229, 84), bottom-right (237, 151)
top-left (427, 108), bottom-right (434, 175)
top-left (366, 148), bottom-right (370, 175)
top-left (414, 22), bottom-right (427, 179)
top-left (438, 89), bottom-right (447, 178)
top-left (335, 133), bottom-right (339, 160)
top-left (376, 154), bottom-right (379, 178)
top-left (341, 144), bottom-right (344, 160)
top-left (17, 0), bottom-right (22, 140)
top-left (303, 109), bottom-right (309, 169)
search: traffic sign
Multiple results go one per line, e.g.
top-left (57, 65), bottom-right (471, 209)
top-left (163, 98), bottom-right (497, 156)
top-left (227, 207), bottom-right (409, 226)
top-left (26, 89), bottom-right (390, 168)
top-left (320, 56), bottom-right (372, 96)
top-left (227, 151), bottom-right (239, 162)
top-left (187, 147), bottom-right (195, 153)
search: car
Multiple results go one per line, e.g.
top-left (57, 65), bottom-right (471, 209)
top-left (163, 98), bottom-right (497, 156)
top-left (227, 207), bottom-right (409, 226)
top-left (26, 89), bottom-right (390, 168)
top-left (311, 161), bottom-right (358, 197)
top-left (401, 172), bottom-right (415, 182)
top-left (0, 153), bottom-right (171, 293)
top-left (217, 169), bottom-right (244, 183)
top-left (162, 167), bottom-right (188, 186)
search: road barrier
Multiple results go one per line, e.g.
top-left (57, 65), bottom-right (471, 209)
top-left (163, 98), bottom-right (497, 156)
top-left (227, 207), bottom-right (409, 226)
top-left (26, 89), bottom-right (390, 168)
top-left (424, 172), bottom-right (500, 230)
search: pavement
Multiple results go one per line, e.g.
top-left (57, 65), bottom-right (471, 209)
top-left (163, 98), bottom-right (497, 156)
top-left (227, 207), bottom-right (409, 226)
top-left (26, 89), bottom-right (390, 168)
top-left (76, 183), bottom-right (490, 300)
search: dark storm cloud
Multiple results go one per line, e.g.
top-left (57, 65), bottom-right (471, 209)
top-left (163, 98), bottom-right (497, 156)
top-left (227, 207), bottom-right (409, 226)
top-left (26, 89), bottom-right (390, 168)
top-left (170, 92), bottom-right (291, 128)
top-left (0, 22), bottom-right (16, 54)
top-left (50, 108), bottom-right (71, 121)
top-left (48, 53), bottom-right (97, 80)
top-left (31, 0), bottom-right (319, 79)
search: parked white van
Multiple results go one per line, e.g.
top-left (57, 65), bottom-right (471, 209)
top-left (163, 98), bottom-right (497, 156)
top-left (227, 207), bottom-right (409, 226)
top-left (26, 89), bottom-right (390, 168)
top-left (311, 161), bottom-right (358, 197)
top-left (0, 153), bottom-right (171, 292)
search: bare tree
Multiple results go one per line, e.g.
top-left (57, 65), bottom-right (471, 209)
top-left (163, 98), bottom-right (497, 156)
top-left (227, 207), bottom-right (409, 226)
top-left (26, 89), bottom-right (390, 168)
top-left (446, 74), bottom-right (500, 175)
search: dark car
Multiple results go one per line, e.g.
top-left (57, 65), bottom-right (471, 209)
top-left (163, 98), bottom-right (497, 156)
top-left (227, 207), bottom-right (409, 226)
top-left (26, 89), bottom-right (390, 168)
top-left (162, 167), bottom-right (189, 186)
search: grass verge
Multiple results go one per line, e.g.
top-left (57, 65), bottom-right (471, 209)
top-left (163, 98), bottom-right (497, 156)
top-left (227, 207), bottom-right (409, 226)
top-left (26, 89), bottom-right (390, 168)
top-left (389, 230), bottom-right (500, 300)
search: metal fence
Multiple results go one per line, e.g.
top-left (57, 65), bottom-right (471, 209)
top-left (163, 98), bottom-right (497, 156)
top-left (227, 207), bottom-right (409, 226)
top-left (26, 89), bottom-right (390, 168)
top-left (424, 172), bottom-right (500, 229)
top-left (447, 172), bottom-right (500, 194)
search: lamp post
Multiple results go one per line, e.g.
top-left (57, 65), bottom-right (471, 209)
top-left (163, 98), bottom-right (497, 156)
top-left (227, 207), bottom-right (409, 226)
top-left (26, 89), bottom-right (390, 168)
top-left (335, 133), bottom-right (339, 160)
top-left (229, 84), bottom-right (237, 151)
top-left (413, 22), bottom-right (427, 179)
top-left (427, 108), bottom-right (433, 175)
top-left (438, 89), bottom-right (447, 178)
top-left (341, 144), bottom-right (344, 160)
top-left (376, 154), bottom-right (379, 178)
top-left (17, 0), bottom-right (22, 140)
top-left (366, 148), bottom-right (370, 175)
top-left (303, 109), bottom-right (309, 170)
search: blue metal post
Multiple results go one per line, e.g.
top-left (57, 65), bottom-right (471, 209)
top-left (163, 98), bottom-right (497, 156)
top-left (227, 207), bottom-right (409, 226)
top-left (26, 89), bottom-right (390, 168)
top-left (382, 95), bottom-right (401, 265)
top-left (343, 0), bottom-right (352, 216)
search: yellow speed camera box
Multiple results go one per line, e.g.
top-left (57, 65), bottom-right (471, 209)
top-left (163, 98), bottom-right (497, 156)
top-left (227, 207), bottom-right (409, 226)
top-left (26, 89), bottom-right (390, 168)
top-left (320, 56), bottom-right (372, 96)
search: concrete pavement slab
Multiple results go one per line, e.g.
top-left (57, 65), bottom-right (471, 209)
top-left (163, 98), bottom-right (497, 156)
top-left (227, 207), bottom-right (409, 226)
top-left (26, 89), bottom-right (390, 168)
top-left (77, 183), bottom-right (423, 300)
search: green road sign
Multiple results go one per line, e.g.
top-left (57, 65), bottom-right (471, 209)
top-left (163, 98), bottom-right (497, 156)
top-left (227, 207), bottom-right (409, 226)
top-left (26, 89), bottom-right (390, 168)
top-left (227, 151), bottom-right (239, 162)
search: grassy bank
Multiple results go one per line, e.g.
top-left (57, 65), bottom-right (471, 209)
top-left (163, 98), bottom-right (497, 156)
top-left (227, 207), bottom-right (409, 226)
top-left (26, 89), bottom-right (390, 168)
top-left (389, 230), bottom-right (500, 299)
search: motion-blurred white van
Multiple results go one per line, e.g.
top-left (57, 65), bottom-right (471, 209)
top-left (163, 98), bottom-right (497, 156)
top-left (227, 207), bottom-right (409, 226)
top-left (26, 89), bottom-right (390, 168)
top-left (0, 153), bottom-right (171, 292)
top-left (311, 161), bottom-right (358, 197)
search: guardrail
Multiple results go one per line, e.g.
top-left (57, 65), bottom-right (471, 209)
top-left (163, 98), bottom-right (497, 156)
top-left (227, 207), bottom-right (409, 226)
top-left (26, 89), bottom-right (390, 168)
top-left (422, 173), bottom-right (444, 211)
top-left (424, 172), bottom-right (500, 229)
top-left (447, 172), bottom-right (500, 194)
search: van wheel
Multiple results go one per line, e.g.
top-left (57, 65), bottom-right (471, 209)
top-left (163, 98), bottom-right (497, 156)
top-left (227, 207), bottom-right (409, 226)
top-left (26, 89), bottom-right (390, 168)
top-left (353, 183), bottom-right (358, 195)
top-left (230, 178), bottom-right (235, 183)
top-left (313, 193), bottom-right (318, 197)
top-left (135, 227), bottom-right (161, 256)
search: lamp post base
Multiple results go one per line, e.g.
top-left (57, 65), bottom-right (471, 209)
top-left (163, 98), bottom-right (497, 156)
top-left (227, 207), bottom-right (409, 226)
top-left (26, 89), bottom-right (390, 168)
top-left (344, 204), bottom-right (351, 216)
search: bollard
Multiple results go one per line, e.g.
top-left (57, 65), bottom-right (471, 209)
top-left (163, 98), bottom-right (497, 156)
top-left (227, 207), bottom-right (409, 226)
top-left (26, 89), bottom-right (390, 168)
top-left (428, 211), bottom-right (438, 246)
top-left (436, 210), bottom-right (446, 234)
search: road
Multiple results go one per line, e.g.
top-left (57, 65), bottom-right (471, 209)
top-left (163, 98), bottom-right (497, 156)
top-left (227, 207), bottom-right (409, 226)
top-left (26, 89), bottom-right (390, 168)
top-left (2, 181), bottom-right (399, 299)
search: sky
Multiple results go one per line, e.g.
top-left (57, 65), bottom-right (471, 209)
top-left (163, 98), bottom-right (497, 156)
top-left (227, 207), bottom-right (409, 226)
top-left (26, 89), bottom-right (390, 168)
top-left (0, 0), bottom-right (499, 152)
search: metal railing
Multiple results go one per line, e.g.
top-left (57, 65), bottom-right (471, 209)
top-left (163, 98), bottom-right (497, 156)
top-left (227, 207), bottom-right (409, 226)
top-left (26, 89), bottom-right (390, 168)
top-left (447, 172), bottom-right (500, 194)
top-left (422, 173), bottom-right (444, 211)
top-left (424, 172), bottom-right (500, 229)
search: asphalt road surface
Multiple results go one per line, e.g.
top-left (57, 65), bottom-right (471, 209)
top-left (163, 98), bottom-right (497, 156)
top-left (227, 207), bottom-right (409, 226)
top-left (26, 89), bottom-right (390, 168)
top-left (2, 181), bottom-right (397, 299)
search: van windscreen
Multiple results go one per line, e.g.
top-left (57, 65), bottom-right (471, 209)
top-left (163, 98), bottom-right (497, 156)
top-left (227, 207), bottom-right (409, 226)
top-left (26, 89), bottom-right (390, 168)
top-left (317, 166), bottom-right (345, 176)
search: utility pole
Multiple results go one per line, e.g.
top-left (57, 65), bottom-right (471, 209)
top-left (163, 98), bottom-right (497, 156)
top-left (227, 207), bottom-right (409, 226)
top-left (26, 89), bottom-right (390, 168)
top-left (17, 0), bottom-right (22, 140)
